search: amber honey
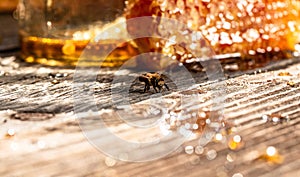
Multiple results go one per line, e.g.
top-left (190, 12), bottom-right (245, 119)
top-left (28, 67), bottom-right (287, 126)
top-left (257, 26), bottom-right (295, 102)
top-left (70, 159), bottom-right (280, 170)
top-left (17, 0), bottom-right (134, 67)
top-left (20, 35), bottom-right (139, 67)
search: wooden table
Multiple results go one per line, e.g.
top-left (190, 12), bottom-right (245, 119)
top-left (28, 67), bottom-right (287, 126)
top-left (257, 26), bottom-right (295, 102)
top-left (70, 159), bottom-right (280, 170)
top-left (0, 53), bottom-right (300, 177)
top-left (1, 10), bottom-right (300, 177)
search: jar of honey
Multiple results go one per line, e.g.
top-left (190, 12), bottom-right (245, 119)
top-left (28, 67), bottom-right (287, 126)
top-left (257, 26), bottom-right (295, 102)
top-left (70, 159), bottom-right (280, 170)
top-left (16, 0), bottom-right (138, 67)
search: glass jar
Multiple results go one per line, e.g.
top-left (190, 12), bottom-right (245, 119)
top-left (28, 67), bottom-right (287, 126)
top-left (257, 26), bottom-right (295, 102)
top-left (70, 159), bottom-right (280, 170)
top-left (0, 0), bottom-right (19, 53)
top-left (0, 0), bottom-right (18, 13)
top-left (16, 0), bottom-right (138, 67)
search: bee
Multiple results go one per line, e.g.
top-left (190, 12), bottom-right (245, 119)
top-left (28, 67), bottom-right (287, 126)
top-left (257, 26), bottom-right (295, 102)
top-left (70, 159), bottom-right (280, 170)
top-left (139, 72), bottom-right (170, 93)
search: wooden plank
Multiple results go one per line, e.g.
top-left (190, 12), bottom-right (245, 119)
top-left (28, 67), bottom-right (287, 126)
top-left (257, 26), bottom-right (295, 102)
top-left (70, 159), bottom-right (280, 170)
top-left (0, 56), bottom-right (300, 176)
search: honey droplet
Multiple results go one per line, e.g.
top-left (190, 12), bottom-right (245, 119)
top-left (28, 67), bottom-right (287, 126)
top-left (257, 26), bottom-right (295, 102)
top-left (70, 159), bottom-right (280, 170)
top-left (214, 133), bottom-right (223, 142)
top-left (261, 114), bottom-right (290, 124)
top-left (5, 128), bottom-right (15, 138)
top-left (194, 145), bottom-right (204, 155)
top-left (193, 109), bottom-right (210, 133)
top-left (266, 146), bottom-right (277, 156)
top-left (287, 81), bottom-right (296, 87)
top-left (228, 135), bottom-right (244, 151)
top-left (51, 79), bottom-right (60, 85)
top-left (278, 71), bottom-right (292, 76)
top-left (62, 42), bottom-right (76, 55)
top-left (206, 149), bottom-right (217, 160)
top-left (185, 145), bottom-right (194, 154)
top-left (258, 146), bottom-right (283, 164)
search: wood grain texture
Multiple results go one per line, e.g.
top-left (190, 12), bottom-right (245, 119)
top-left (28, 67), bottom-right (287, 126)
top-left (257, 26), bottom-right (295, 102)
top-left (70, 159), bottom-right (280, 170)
top-left (0, 56), bottom-right (300, 177)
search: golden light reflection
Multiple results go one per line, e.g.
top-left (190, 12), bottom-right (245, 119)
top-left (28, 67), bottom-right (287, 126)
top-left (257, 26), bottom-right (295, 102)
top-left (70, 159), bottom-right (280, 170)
top-left (228, 135), bottom-right (244, 151)
top-left (6, 128), bottom-right (15, 137)
top-left (258, 146), bottom-right (284, 164)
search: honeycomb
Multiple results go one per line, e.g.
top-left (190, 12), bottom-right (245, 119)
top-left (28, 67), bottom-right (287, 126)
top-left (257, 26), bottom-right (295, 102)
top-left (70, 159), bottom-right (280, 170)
top-left (126, 0), bottom-right (300, 68)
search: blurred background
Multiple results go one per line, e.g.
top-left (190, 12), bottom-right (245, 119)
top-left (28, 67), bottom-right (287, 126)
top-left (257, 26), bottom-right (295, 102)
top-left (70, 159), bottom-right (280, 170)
top-left (0, 0), bottom-right (19, 57)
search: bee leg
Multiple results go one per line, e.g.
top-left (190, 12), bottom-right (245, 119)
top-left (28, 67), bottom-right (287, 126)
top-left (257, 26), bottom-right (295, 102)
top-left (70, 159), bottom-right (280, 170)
top-left (143, 84), bottom-right (147, 93)
top-left (144, 83), bottom-right (150, 93)
top-left (164, 83), bottom-right (170, 91)
top-left (153, 86), bottom-right (158, 93)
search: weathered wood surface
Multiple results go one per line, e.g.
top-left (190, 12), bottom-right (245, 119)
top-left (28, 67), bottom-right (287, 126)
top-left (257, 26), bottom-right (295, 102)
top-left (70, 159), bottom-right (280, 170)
top-left (0, 56), bottom-right (300, 177)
